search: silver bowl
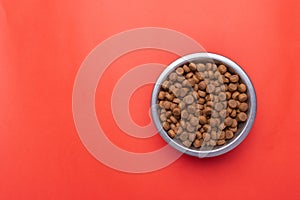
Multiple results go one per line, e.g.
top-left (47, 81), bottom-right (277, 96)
top-left (151, 53), bottom-right (257, 158)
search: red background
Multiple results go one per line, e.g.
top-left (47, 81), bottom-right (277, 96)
top-left (1, 0), bottom-right (300, 199)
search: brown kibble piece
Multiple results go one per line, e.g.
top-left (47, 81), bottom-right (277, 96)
top-left (219, 110), bottom-right (227, 118)
top-left (239, 102), bottom-right (249, 112)
top-left (183, 95), bottom-right (194, 104)
top-left (163, 122), bottom-right (170, 130)
top-left (217, 139), bottom-right (226, 145)
top-left (162, 80), bottom-right (170, 90)
top-left (209, 140), bottom-right (216, 146)
top-left (206, 84), bottom-right (215, 93)
top-left (225, 130), bottom-right (234, 139)
top-left (224, 117), bottom-right (233, 126)
top-left (226, 91), bottom-right (231, 100)
top-left (231, 91), bottom-right (240, 100)
top-left (179, 88), bottom-right (189, 97)
top-left (204, 107), bottom-right (212, 116)
top-left (229, 75), bottom-right (239, 83)
top-left (215, 102), bottom-right (224, 111)
top-left (197, 63), bottom-right (206, 72)
top-left (228, 99), bottom-right (237, 108)
top-left (218, 92), bottom-right (226, 101)
top-left (193, 139), bottom-right (203, 148)
top-left (238, 83), bottom-right (247, 93)
top-left (198, 81), bottom-right (207, 90)
top-left (181, 110), bottom-right (189, 119)
top-left (231, 119), bottom-right (238, 128)
top-left (238, 93), bottom-right (248, 102)
top-left (189, 63), bottom-right (197, 71)
top-left (170, 116), bottom-right (177, 124)
top-left (160, 114), bottom-right (167, 122)
top-left (218, 64), bottom-right (227, 74)
top-left (158, 91), bottom-right (165, 100)
top-left (230, 109), bottom-right (237, 118)
top-left (228, 83), bottom-right (238, 92)
top-left (180, 132), bottom-right (188, 141)
top-left (190, 117), bottom-right (199, 126)
top-left (168, 129), bottom-right (176, 138)
top-left (187, 105), bottom-right (196, 114)
top-left (173, 108), bottom-right (181, 116)
top-left (237, 112), bottom-right (248, 122)
top-left (183, 65), bottom-right (190, 73)
top-left (176, 67), bottom-right (184, 75)
top-left (182, 140), bottom-right (192, 147)
top-left (218, 131), bottom-right (226, 139)
top-left (169, 73), bottom-right (177, 81)
top-left (189, 133), bottom-right (196, 142)
top-left (203, 133), bottom-right (211, 141)
top-left (199, 116), bottom-right (207, 125)
top-left (163, 101), bottom-right (171, 110)
top-left (186, 123), bottom-right (196, 132)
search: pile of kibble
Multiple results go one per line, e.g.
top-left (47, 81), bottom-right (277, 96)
top-left (157, 62), bottom-right (249, 148)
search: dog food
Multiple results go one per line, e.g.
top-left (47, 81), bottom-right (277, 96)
top-left (157, 61), bottom-right (249, 149)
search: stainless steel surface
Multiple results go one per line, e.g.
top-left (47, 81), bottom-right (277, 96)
top-left (151, 52), bottom-right (257, 158)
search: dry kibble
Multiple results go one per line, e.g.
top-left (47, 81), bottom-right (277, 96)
top-left (218, 92), bottom-right (226, 101)
top-left (226, 91), bottom-right (231, 100)
top-left (218, 64), bottom-right (227, 74)
top-left (239, 102), bottom-right (249, 112)
top-left (209, 140), bottom-right (216, 146)
top-left (183, 95), bottom-right (194, 104)
top-left (169, 73), bottom-right (177, 81)
top-left (170, 116), bottom-right (177, 123)
top-left (238, 83), bottom-right (247, 93)
top-left (180, 132), bottom-right (188, 141)
top-left (190, 117), bottom-right (199, 126)
top-left (198, 81), bottom-right (207, 90)
top-left (231, 91), bottom-right (240, 100)
top-left (219, 110), bottom-right (227, 118)
top-left (231, 119), bottom-right (238, 128)
top-left (176, 67), bottom-right (184, 75)
top-left (228, 99), bottom-right (237, 108)
top-left (157, 61), bottom-right (250, 149)
top-left (224, 117), bottom-right (233, 126)
top-left (217, 139), bottom-right (226, 145)
top-left (189, 63), bottom-right (197, 71)
top-left (230, 109), bottom-right (237, 118)
top-left (182, 140), bottom-right (192, 147)
top-left (203, 133), bottom-right (211, 141)
top-left (163, 101), bottom-right (171, 110)
top-left (237, 112), bottom-right (248, 122)
top-left (179, 88), bottom-right (189, 97)
top-left (173, 108), bottom-right (181, 116)
top-left (158, 91), bottom-right (165, 100)
top-left (168, 129), bottom-right (176, 138)
top-left (229, 75), bottom-right (239, 83)
top-left (193, 139), bottom-right (203, 148)
top-left (189, 133), bottom-right (196, 142)
top-left (215, 102), bottom-right (224, 112)
top-left (186, 123), bottom-right (196, 132)
top-left (183, 65), bottom-right (190, 73)
top-left (198, 90), bottom-right (206, 98)
top-left (177, 75), bottom-right (185, 82)
top-left (160, 114), bottom-right (167, 122)
top-left (228, 83), bottom-right (238, 92)
top-left (225, 130), bottom-right (234, 139)
top-left (238, 93), bottom-right (248, 102)
top-left (181, 110), bottom-right (189, 119)
top-left (162, 122), bottom-right (170, 130)
top-left (206, 84), bottom-right (215, 93)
